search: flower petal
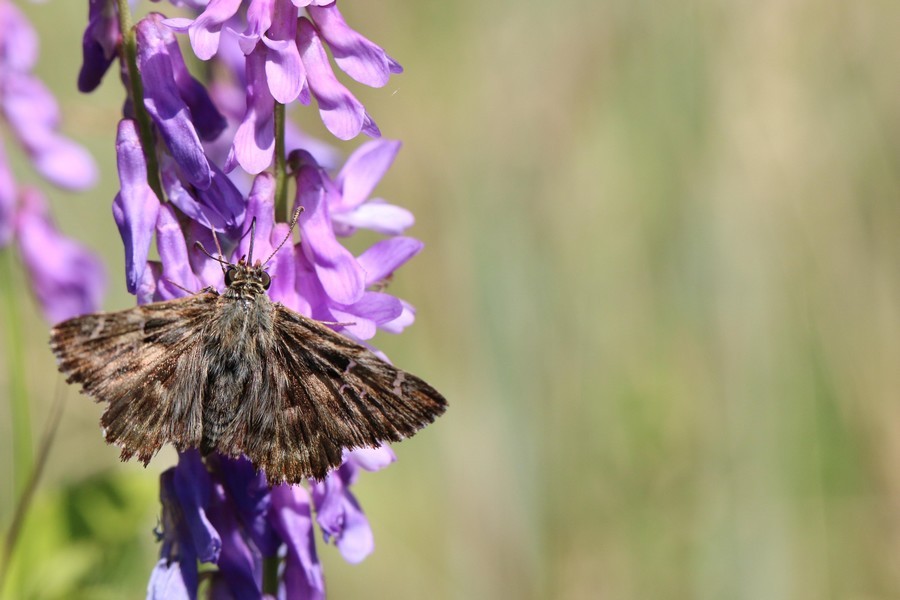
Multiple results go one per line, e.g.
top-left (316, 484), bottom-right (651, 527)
top-left (263, 0), bottom-right (305, 104)
top-left (296, 161), bottom-right (365, 304)
top-left (78, 0), bottom-right (120, 92)
top-left (136, 15), bottom-right (212, 189)
top-left (269, 486), bottom-right (325, 600)
top-left (113, 120), bottom-right (161, 294)
top-left (232, 45), bottom-right (276, 174)
top-left (146, 559), bottom-right (191, 600)
top-left (333, 201), bottom-right (414, 236)
top-left (349, 445), bottom-right (396, 472)
top-left (311, 474), bottom-right (374, 564)
top-left (172, 451), bottom-right (222, 564)
top-left (308, 4), bottom-right (402, 88)
top-left (296, 18), bottom-right (379, 141)
top-left (160, 20), bottom-right (227, 142)
top-left (187, 0), bottom-right (243, 60)
top-left (237, 173), bottom-right (276, 264)
top-left (334, 139), bottom-right (400, 211)
top-left (357, 237), bottom-right (423, 285)
top-left (205, 485), bottom-right (262, 598)
top-left (266, 223), bottom-right (300, 308)
top-left (2, 74), bottom-right (98, 190)
top-left (15, 189), bottom-right (106, 323)
top-left (155, 204), bottom-right (200, 299)
top-left (378, 299), bottom-right (416, 334)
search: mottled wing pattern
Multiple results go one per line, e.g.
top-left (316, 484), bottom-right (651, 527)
top-left (50, 293), bottom-right (219, 463)
top-left (239, 305), bottom-right (448, 483)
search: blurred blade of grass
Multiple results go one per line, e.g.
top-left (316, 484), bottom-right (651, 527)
top-left (0, 379), bottom-right (64, 597)
top-left (1, 249), bottom-right (33, 496)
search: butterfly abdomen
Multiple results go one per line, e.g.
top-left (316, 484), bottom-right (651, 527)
top-left (200, 295), bottom-right (275, 455)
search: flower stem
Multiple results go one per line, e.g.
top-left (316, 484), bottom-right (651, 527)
top-left (273, 102), bottom-right (288, 223)
top-left (262, 555), bottom-right (279, 595)
top-left (116, 0), bottom-right (165, 202)
top-left (1, 249), bottom-right (32, 498)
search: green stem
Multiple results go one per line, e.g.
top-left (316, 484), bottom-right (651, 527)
top-left (273, 102), bottom-right (288, 222)
top-left (1, 250), bottom-right (31, 498)
top-left (262, 555), bottom-right (280, 595)
top-left (0, 380), bottom-right (66, 595)
top-left (116, 0), bottom-right (165, 202)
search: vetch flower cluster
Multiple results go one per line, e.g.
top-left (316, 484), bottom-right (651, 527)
top-left (68, 0), bottom-right (431, 597)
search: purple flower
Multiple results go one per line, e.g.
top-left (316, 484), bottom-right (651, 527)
top-left (306, 4), bottom-right (402, 88)
top-left (150, 447), bottom-right (396, 599)
top-left (164, 0), bottom-right (397, 156)
top-left (14, 188), bottom-right (106, 323)
top-left (8, 0), bottom-right (434, 595)
top-left (79, 0), bottom-right (122, 92)
top-left (289, 146), bottom-right (420, 338)
top-left (0, 1), bottom-right (98, 191)
top-left (296, 16), bottom-right (380, 141)
top-left (113, 119), bottom-right (162, 294)
top-left (230, 42), bottom-right (277, 174)
top-left (270, 485), bottom-right (325, 600)
top-left (310, 446), bottom-right (395, 563)
top-left (329, 139), bottom-right (413, 236)
top-left (135, 13), bottom-right (217, 189)
top-left (210, 32), bottom-right (340, 175)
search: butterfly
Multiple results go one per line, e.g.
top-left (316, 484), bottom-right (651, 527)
top-left (49, 217), bottom-right (446, 484)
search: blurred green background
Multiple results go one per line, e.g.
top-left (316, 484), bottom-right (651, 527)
top-left (3, 0), bottom-right (900, 598)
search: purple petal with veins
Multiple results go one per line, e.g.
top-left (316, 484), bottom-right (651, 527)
top-left (296, 18), bottom-right (379, 141)
top-left (357, 237), bottom-right (424, 285)
top-left (296, 161), bottom-right (365, 305)
top-left (155, 204), bottom-right (201, 299)
top-left (308, 4), bottom-right (402, 88)
top-left (332, 200), bottom-right (414, 236)
top-left (181, 0), bottom-right (243, 60)
top-left (113, 120), bottom-right (161, 294)
top-left (379, 299), bottom-right (416, 334)
top-left (334, 139), bottom-right (400, 211)
top-left (231, 45), bottom-right (275, 174)
top-left (136, 15), bottom-right (212, 189)
top-left (160, 20), bottom-right (227, 141)
top-left (269, 486), bottom-right (325, 600)
top-left (236, 173), bottom-right (276, 263)
top-left (263, 0), bottom-right (305, 104)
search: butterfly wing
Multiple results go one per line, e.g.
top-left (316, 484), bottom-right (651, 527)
top-left (237, 305), bottom-right (447, 483)
top-left (50, 292), bottom-right (219, 463)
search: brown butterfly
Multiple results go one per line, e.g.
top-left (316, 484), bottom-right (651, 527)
top-left (49, 221), bottom-right (446, 484)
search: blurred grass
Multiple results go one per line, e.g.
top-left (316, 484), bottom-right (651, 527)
top-left (3, 0), bottom-right (900, 598)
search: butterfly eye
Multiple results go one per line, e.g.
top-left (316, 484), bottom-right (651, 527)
top-left (224, 267), bottom-right (237, 287)
top-left (260, 271), bottom-right (271, 290)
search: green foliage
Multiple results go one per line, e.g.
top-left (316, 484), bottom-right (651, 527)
top-left (2, 473), bottom-right (159, 600)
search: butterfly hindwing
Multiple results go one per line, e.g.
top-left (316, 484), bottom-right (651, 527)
top-left (235, 305), bottom-right (447, 482)
top-left (50, 293), bottom-right (218, 463)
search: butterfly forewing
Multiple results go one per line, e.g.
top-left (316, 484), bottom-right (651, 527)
top-left (50, 293), bottom-right (218, 462)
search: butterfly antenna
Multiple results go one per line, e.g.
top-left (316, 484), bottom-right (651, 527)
top-left (210, 229), bottom-right (228, 274)
top-left (194, 242), bottom-right (231, 268)
top-left (262, 206), bottom-right (304, 268)
top-left (247, 217), bottom-right (257, 264)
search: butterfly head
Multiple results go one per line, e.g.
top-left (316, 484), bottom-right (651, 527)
top-left (223, 257), bottom-right (271, 298)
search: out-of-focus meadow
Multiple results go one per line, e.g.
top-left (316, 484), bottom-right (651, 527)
top-left (2, 0), bottom-right (900, 598)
